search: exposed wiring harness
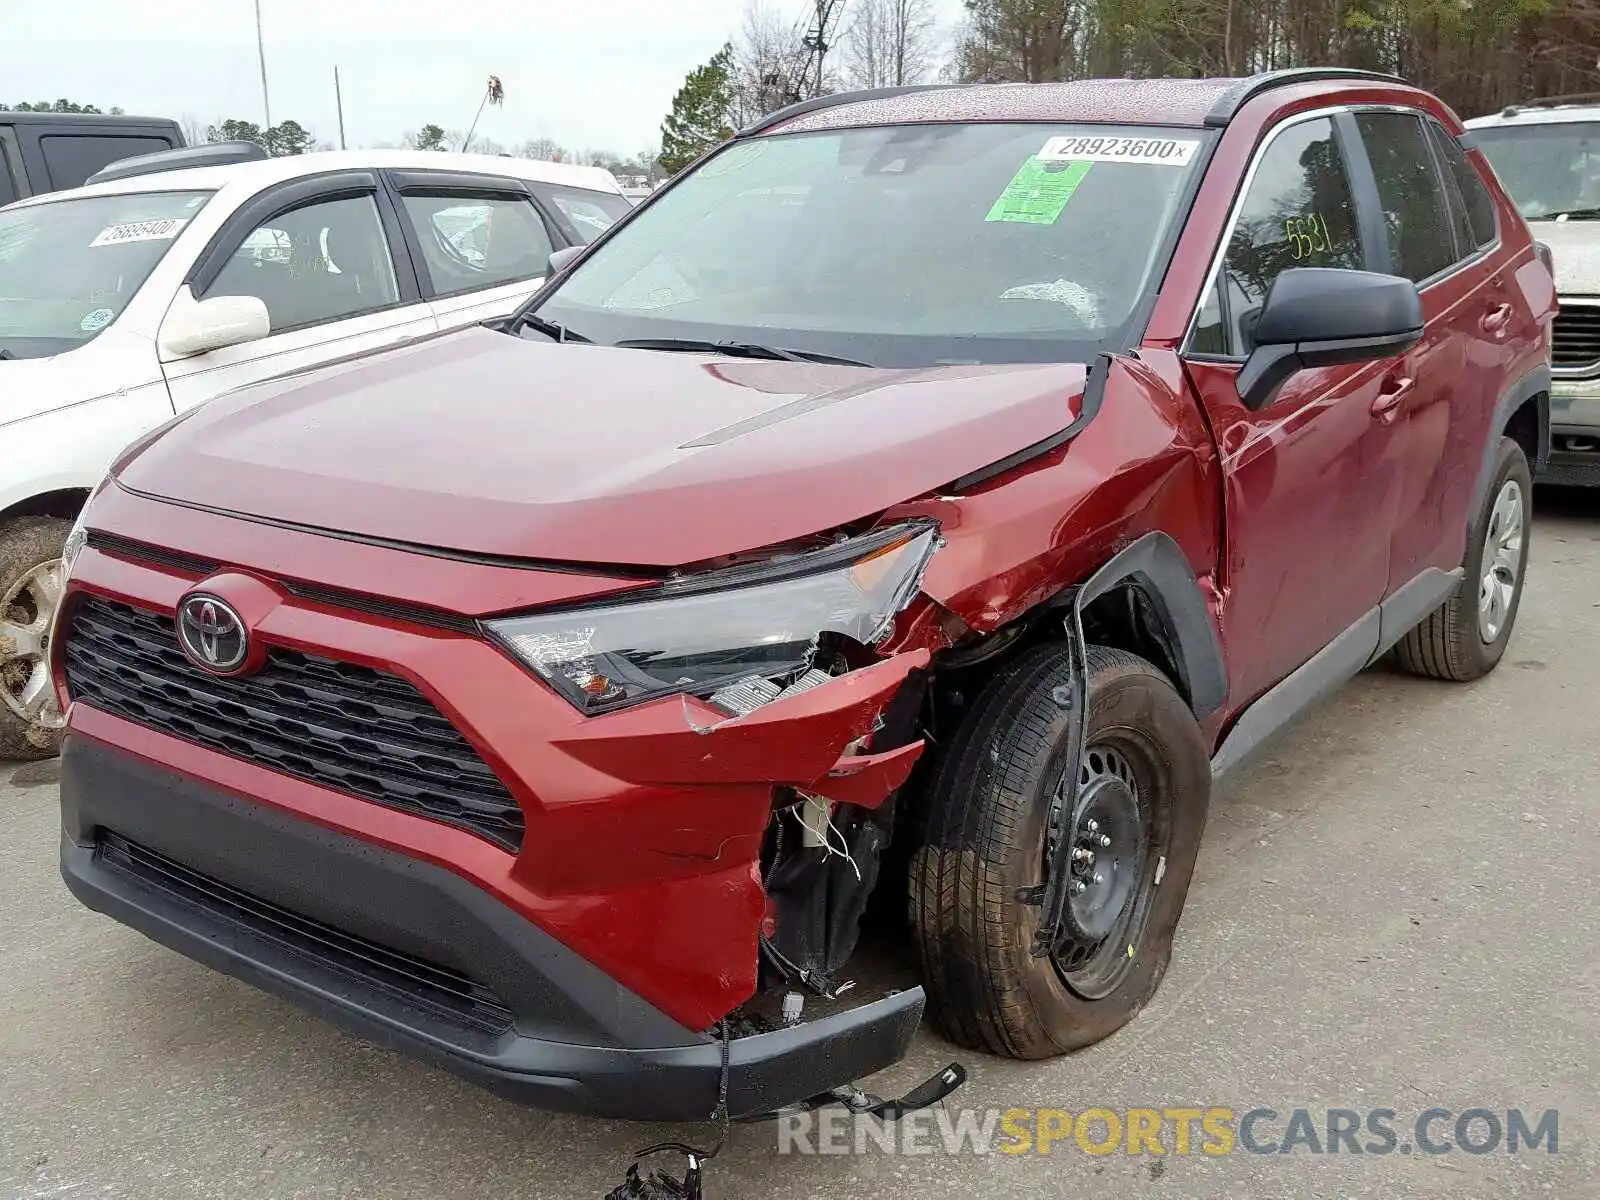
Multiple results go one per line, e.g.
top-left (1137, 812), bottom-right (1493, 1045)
top-left (603, 1020), bottom-right (730, 1200)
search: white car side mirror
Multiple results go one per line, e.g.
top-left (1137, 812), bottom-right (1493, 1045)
top-left (546, 246), bottom-right (584, 276)
top-left (159, 287), bottom-right (271, 358)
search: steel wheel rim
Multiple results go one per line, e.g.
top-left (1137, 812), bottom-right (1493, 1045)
top-left (1478, 478), bottom-right (1524, 644)
top-left (0, 559), bottom-right (66, 729)
top-left (1045, 742), bottom-right (1152, 1000)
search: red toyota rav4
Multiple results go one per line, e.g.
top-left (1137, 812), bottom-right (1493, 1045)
top-left (53, 69), bottom-right (1552, 1126)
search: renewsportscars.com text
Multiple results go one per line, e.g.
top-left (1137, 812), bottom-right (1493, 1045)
top-left (776, 1106), bottom-right (1560, 1157)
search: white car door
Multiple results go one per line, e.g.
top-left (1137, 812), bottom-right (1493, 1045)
top-left (159, 172), bottom-right (437, 411)
top-left (387, 171), bottom-right (557, 332)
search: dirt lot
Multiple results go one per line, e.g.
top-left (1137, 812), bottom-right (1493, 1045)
top-left (3, 492), bottom-right (1597, 1200)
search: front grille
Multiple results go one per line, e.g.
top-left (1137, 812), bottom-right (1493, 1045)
top-left (88, 529), bottom-right (218, 577)
top-left (1553, 306), bottom-right (1600, 369)
top-left (64, 596), bottom-right (525, 853)
top-left (96, 831), bottom-right (515, 1035)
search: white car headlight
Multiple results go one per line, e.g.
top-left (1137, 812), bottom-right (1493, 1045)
top-left (487, 522), bottom-right (940, 717)
top-left (61, 483), bottom-right (103, 579)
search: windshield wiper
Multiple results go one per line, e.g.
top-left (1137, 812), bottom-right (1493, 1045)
top-left (614, 337), bottom-right (872, 367)
top-left (1541, 207), bottom-right (1600, 221)
top-left (515, 312), bottom-right (592, 343)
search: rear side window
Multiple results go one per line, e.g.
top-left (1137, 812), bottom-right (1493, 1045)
top-left (1428, 122), bottom-right (1498, 251)
top-left (536, 183), bottom-right (634, 244)
top-left (1355, 112), bottom-right (1459, 283)
top-left (0, 138), bottom-right (18, 208)
top-left (400, 192), bottom-right (554, 296)
top-left (1191, 116), bottom-right (1363, 357)
top-left (41, 135), bottom-right (176, 191)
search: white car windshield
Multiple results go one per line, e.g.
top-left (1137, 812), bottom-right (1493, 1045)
top-left (0, 189), bottom-right (211, 361)
top-left (529, 123), bottom-right (1209, 367)
top-left (1475, 122), bottom-right (1600, 220)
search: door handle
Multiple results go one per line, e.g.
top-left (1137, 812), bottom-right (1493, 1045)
top-left (1371, 376), bottom-right (1414, 424)
top-left (1482, 302), bottom-right (1514, 333)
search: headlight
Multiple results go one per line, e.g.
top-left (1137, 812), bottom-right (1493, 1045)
top-left (60, 482), bottom-right (104, 579)
top-left (61, 510), bottom-right (89, 578)
top-left (487, 522), bottom-right (940, 716)
top-left (61, 467), bottom-right (119, 580)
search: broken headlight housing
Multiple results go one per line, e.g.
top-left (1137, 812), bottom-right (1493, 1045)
top-left (487, 521), bottom-right (939, 717)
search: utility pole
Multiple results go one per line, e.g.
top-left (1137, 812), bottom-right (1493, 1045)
top-left (802, 0), bottom-right (844, 98)
top-left (253, 0), bottom-right (272, 131)
top-left (334, 66), bottom-right (346, 149)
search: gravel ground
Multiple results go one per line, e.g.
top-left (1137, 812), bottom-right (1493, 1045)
top-left (3, 491), bottom-right (1597, 1200)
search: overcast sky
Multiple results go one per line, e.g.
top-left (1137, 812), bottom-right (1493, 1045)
top-left (7, 0), bottom-right (968, 155)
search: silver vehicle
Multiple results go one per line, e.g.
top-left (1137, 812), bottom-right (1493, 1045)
top-left (1469, 95), bottom-right (1600, 484)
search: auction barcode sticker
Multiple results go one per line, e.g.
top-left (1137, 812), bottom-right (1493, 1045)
top-left (89, 218), bottom-right (190, 247)
top-left (1037, 136), bottom-right (1199, 166)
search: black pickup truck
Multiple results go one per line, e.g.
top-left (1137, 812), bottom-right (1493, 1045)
top-left (0, 111), bottom-right (184, 206)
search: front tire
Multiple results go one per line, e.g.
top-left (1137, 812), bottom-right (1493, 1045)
top-left (1394, 437), bottom-right (1531, 682)
top-left (910, 644), bottom-right (1210, 1060)
top-left (0, 516), bottom-right (72, 761)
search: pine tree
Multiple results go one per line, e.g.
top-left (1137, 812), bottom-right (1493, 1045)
top-left (659, 44), bottom-right (736, 176)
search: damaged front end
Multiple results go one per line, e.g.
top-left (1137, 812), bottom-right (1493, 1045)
top-left (495, 521), bottom-right (968, 1134)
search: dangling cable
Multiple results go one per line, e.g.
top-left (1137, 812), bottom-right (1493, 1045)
top-left (603, 1020), bottom-right (732, 1200)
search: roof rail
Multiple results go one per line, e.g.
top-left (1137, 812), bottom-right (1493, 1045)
top-left (736, 84), bottom-right (962, 137)
top-left (1499, 91), bottom-right (1600, 115)
top-left (85, 140), bottom-right (270, 186)
top-left (1205, 67), bottom-right (1407, 127)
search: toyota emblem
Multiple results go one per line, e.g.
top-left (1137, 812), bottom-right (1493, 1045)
top-left (176, 594), bottom-right (249, 674)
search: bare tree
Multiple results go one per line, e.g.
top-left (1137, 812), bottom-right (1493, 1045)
top-left (845, 0), bottom-right (939, 88)
top-left (731, 0), bottom-right (814, 124)
top-left (950, 0), bottom-right (1600, 116)
top-left (517, 136), bottom-right (568, 162)
top-left (178, 113), bottom-right (207, 147)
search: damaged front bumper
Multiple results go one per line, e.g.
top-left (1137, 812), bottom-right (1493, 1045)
top-left (60, 733), bottom-right (928, 1122)
top-left (55, 491), bottom-right (937, 1121)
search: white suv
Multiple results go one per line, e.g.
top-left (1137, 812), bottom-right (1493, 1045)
top-left (1468, 97), bottom-right (1600, 485)
top-left (0, 147), bottom-right (629, 758)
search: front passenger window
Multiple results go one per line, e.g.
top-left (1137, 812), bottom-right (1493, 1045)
top-left (203, 194), bottom-right (400, 333)
top-left (1191, 117), bottom-right (1363, 357)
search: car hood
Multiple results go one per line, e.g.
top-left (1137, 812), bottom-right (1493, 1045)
top-left (119, 326), bottom-right (1090, 567)
top-left (0, 346), bottom-right (102, 428)
top-left (0, 326), bottom-right (171, 428)
top-left (1529, 219), bottom-right (1600, 294)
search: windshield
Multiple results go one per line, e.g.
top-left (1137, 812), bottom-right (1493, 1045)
top-left (1475, 122), bottom-right (1600, 220)
top-left (0, 189), bottom-right (211, 360)
top-left (526, 123), bottom-right (1208, 367)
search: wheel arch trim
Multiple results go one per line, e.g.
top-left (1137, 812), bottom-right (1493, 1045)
top-left (1072, 532), bottom-right (1229, 720)
top-left (1478, 365), bottom-right (1550, 506)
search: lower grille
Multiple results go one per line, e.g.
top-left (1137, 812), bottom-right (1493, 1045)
top-left (63, 595), bottom-right (525, 852)
top-left (97, 831), bottom-right (515, 1036)
top-left (1553, 306), bottom-right (1600, 370)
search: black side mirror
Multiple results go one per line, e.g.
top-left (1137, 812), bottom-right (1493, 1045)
top-left (1236, 268), bottom-right (1424, 410)
top-left (546, 245), bottom-right (584, 277)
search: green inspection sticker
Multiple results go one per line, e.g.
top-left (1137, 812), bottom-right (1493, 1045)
top-left (986, 158), bottom-right (1093, 224)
